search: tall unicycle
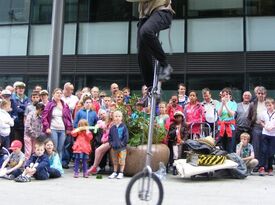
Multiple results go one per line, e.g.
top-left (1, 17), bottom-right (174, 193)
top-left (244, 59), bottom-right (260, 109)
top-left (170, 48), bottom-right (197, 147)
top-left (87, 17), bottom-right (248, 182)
top-left (125, 58), bottom-right (164, 205)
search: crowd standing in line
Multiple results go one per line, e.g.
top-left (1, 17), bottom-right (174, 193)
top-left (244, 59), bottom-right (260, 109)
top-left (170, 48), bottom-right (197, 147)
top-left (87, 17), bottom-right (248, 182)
top-left (0, 81), bottom-right (273, 182)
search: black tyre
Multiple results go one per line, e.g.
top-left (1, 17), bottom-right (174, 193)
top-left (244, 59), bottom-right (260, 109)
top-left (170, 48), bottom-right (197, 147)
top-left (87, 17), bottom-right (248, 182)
top-left (125, 171), bottom-right (164, 205)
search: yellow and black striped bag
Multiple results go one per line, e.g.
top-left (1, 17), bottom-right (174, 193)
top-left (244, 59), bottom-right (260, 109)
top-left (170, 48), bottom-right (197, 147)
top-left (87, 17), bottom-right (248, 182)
top-left (186, 152), bottom-right (226, 166)
top-left (198, 154), bottom-right (226, 166)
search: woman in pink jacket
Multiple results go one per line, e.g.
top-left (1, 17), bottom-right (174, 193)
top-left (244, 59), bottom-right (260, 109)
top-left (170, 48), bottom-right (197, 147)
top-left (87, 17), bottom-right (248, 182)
top-left (184, 90), bottom-right (205, 139)
top-left (42, 88), bottom-right (73, 160)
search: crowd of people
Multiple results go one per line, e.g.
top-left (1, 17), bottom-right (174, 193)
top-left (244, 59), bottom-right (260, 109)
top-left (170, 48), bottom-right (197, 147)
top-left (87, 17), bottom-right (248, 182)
top-left (0, 81), bottom-right (274, 182)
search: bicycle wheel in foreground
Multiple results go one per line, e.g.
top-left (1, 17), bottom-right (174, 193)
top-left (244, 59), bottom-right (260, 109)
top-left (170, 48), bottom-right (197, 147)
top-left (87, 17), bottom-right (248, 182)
top-left (125, 171), bottom-right (164, 205)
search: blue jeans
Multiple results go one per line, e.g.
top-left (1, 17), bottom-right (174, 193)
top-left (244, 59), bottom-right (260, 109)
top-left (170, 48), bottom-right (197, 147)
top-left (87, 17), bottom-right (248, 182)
top-left (259, 134), bottom-right (275, 170)
top-left (0, 135), bottom-right (10, 149)
top-left (62, 135), bottom-right (73, 165)
top-left (51, 129), bottom-right (66, 160)
top-left (10, 169), bottom-right (22, 178)
top-left (251, 126), bottom-right (263, 160)
top-left (33, 167), bottom-right (49, 180)
top-left (48, 168), bottom-right (61, 178)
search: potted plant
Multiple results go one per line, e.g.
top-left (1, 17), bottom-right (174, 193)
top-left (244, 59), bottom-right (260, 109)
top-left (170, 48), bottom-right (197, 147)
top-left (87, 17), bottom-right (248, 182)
top-left (117, 96), bottom-right (170, 176)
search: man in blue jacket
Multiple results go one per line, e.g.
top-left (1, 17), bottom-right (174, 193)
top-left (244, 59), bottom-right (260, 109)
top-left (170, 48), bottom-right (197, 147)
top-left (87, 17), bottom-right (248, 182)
top-left (11, 81), bottom-right (30, 147)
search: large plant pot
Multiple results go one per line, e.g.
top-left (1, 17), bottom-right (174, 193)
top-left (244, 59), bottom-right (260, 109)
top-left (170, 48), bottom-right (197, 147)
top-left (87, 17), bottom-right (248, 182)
top-left (124, 144), bottom-right (170, 176)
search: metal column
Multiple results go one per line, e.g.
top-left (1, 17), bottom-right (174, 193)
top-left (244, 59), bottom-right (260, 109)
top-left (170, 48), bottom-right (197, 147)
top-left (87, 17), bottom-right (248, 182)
top-left (47, 0), bottom-right (65, 96)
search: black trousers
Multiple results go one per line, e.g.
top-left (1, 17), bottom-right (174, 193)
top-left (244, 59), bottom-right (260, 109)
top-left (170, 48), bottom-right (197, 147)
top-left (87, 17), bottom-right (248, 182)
top-left (137, 10), bottom-right (173, 86)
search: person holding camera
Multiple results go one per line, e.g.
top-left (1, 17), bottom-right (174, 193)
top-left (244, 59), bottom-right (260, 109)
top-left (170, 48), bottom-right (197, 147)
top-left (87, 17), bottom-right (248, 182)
top-left (167, 95), bottom-right (183, 120)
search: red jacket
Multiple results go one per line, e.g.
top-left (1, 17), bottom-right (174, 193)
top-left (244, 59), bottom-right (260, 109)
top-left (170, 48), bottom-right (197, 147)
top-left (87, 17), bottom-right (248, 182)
top-left (71, 129), bottom-right (93, 155)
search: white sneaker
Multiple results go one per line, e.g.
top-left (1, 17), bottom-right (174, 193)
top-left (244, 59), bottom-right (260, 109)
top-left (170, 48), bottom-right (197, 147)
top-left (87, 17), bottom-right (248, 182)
top-left (108, 172), bottom-right (118, 179)
top-left (116, 173), bottom-right (124, 179)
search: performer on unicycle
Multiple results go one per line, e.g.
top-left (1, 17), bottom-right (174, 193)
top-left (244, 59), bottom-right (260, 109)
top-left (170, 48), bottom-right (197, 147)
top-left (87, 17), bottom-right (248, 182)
top-left (135, 0), bottom-right (175, 86)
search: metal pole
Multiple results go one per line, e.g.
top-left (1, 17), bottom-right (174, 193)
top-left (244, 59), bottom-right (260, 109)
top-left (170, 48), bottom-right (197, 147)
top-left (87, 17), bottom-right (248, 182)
top-left (47, 0), bottom-right (65, 97)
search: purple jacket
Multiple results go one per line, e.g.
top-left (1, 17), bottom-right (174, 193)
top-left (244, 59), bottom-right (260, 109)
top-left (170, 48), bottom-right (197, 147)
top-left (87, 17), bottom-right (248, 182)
top-left (42, 99), bottom-right (73, 133)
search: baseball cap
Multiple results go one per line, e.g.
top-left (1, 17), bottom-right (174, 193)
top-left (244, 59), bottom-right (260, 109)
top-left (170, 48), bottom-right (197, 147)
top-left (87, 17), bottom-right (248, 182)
top-left (1, 89), bottom-right (11, 96)
top-left (174, 111), bottom-right (184, 117)
top-left (39, 90), bottom-right (49, 95)
top-left (9, 140), bottom-right (23, 151)
top-left (13, 81), bottom-right (26, 88)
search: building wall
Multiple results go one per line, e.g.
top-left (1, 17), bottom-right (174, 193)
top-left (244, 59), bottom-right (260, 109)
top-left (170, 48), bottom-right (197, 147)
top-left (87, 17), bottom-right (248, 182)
top-left (0, 0), bottom-right (275, 100)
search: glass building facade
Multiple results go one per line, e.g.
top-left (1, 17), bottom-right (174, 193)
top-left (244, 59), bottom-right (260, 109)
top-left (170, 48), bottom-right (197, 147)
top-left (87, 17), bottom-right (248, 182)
top-left (0, 0), bottom-right (275, 100)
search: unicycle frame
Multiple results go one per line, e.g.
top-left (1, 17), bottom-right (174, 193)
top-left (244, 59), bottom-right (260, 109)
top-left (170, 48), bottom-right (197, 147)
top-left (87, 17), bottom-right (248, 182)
top-left (126, 33), bottom-right (164, 205)
top-left (138, 58), bottom-right (163, 202)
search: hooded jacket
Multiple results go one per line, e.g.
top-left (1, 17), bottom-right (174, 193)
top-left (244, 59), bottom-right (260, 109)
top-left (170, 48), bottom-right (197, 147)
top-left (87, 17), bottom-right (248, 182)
top-left (109, 123), bottom-right (129, 150)
top-left (42, 99), bottom-right (73, 132)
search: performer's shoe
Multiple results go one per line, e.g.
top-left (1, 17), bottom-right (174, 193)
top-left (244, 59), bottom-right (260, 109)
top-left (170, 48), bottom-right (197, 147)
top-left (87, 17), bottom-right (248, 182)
top-left (159, 64), bottom-right (173, 82)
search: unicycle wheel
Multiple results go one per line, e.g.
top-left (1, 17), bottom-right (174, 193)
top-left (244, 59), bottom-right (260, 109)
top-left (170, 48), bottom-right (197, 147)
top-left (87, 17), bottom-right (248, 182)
top-left (125, 171), bottom-right (164, 205)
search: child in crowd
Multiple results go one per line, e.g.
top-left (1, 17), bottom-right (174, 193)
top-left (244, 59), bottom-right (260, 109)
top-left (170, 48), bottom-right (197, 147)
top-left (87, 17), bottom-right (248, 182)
top-left (236, 132), bottom-right (258, 174)
top-left (71, 119), bottom-right (93, 178)
top-left (102, 96), bottom-right (112, 112)
top-left (216, 88), bottom-right (237, 153)
top-left (185, 90), bottom-right (205, 139)
top-left (167, 111), bottom-right (188, 175)
top-left (0, 99), bottom-right (14, 148)
top-left (156, 101), bottom-right (169, 129)
top-left (0, 140), bottom-right (25, 180)
top-left (122, 87), bottom-right (131, 105)
top-left (108, 110), bottom-right (129, 179)
top-left (44, 138), bottom-right (64, 178)
top-left (131, 101), bottom-right (147, 120)
top-left (90, 109), bottom-right (108, 170)
top-left (24, 91), bottom-right (40, 118)
top-left (167, 95), bottom-right (183, 119)
top-left (258, 98), bottom-right (275, 176)
top-left (87, 111), bottom-right (114, 175)
top-left (15, 141), bottom-right (50, 182)
top-left (24, 102), bottom-right (45, 159)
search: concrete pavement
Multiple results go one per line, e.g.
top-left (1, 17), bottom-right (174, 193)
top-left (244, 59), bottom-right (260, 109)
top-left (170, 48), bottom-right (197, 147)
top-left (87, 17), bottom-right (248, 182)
top-left (1, 169), bottom-right (274, 205)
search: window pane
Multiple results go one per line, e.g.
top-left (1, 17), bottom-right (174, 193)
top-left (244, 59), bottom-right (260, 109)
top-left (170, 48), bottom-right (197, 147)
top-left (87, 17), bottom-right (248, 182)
top-left (188, 18), bottom-right (243, 52)
top-left (246, 17), bottom-right (275, 51)
top-left (31, 0), bottom-right (52, 24)
top-left (31, 0), bottom-right (77, 24)
top-left (79, 0), bottom-right (131, 22)
top-left (188, 0), bottom-right (243, 17)
top-left (246, 0), bottom-right (275, 16)
top-left (0, 25), bottom-right (28, 56)
top-left (0, 0), bottom-right (30, 24)
top-left (29, 24), bottom-right (76, 55)
top-left (130, 20), bottom-right (185, 54)
top-left (63, 23), bottom-right (76, 54)
top-left (29, 24), bottom-right (51, 55)
top-left (173, 0), bottom-right (186, 19)
top-left (65, 0), bottom-right (77, 22)
top-left (159, 20), bottom-right (185, 53)
top-left (78, 22), bottom-right (128, 54)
